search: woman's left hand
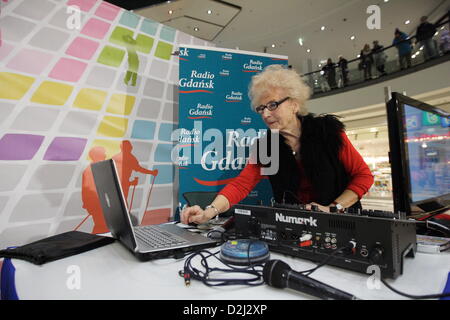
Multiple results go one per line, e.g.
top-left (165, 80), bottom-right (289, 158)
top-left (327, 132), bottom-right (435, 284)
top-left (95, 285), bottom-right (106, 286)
top-left (306, 202), bottom-right (331, 213)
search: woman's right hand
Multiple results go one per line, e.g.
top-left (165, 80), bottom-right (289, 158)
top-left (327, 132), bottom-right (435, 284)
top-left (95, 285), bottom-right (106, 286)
top-left (180, 205), bottom-right (215, 225)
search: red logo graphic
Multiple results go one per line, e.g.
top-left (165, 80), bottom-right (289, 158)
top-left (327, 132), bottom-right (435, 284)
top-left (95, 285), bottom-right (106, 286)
top-left (188, 116), bottom-right (212, 119)
top-left (179, 89), bottom-right (214, 94)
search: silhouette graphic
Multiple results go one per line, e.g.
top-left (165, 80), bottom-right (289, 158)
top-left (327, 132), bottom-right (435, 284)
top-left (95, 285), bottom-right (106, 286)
top-left (123, 35), bottom-right (139, 87)
top-left (79, 146), bottom-right (109, 234)
top-left (112, 140), bottom-right (158, 213)
top-left (78, 141), bottom-right (159, 233)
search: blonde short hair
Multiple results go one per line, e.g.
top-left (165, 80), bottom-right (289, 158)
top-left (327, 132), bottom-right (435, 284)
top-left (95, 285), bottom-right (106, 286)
top-left (248, 64), bottom-right (311, 116)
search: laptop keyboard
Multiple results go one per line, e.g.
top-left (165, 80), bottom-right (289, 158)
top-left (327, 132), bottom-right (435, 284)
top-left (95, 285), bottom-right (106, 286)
top-left (134, 225), bottom-right (188, 248)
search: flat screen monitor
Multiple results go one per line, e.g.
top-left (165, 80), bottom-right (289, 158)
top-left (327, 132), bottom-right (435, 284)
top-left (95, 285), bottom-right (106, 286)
top-left (386, 92), bottom-right (450, 215)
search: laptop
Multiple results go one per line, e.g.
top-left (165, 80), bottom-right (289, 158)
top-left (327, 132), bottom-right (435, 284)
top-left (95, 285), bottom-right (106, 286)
top-left (91, 159), bottom-right (220, 261)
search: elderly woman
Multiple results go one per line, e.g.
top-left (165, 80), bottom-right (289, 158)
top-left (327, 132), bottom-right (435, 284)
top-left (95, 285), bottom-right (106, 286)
top-left (181, 65), bottom-right (374, 225)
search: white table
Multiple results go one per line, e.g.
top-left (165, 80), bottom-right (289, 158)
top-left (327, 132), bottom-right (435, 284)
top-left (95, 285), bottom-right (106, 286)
top-left (2, 241), bottom-right (449, 300)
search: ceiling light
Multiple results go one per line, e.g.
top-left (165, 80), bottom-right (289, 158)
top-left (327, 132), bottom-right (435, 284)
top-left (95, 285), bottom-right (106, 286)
top-left (207, 9), bottom-right (212, 14)
top-left (194, 27), bottom-right (199, 31)
top-left (271, 44), bottom-right (276, 48)
top-left (321, 26), bottom-right (326, 31)
top-left (357, 54), bottom-right (361, 58)
top-left (306, 49), bottom-right (311, 53)
top-left (405, 20), bottom-right (410, 25)
top-left (384, 0), bottom-right (389, 2)
top-left (298, 38), bottom-right (303, 46)
top-left (350, 35), bottom-right (355, 40)
top-left (168, 10), bottom-right (173, 14)
top-left (370, 128), bottom-right (378, 133)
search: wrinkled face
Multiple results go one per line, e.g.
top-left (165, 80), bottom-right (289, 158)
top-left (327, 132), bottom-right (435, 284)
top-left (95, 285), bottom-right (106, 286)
top-left (256, 87), bottom-right (300, 132)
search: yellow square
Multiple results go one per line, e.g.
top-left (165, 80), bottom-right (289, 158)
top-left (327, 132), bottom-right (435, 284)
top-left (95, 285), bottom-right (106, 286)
top-left (106, 94), bottom-right (136, 115)
top-left (97, 116), bottom-right (129, 137)
top-left (87, 139), bottom-right (122, 160)
top-left (31, 81), bottom-right (74, 106)
top-left (0, 72), bottom-right (35, 100)
top-left (73, 88), bottom-right (107, 111)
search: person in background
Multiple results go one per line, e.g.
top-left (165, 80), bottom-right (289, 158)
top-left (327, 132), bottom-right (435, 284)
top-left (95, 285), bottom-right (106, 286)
top-left (371, 40), bottom-right (388, 76)
top-left (181, 65), bottom-right (374, 225)
top-left (338, 55), bottom-right (349, 87)
top-left (321, 58), bottom-right (337, 89)
top-left (393, 28), bottom-right (413, 70)
top-left (416, 16), bottom-right (438, 60)
top-left (360, 44), bottom-right (374, 80)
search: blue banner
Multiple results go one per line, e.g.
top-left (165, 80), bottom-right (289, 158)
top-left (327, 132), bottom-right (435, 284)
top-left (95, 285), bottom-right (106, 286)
top-left (177, 46), bottom-right (288, 208)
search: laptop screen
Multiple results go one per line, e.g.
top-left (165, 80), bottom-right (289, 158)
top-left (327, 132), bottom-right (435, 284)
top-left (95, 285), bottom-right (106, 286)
top-left (91, 159), bottom-right (138, 251)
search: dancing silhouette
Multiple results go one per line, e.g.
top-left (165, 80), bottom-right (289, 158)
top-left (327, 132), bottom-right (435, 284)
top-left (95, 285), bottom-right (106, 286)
top-left (123, 35), bottom-right (139, 86)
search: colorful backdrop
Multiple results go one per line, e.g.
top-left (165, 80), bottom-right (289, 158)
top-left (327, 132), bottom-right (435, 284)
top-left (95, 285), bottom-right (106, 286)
top-left (0, 0), bottom-right (213, 247)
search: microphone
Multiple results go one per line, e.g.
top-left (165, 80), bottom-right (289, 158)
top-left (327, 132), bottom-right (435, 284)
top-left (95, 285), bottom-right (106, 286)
top-left (263, 260), bottom-right (360, 300)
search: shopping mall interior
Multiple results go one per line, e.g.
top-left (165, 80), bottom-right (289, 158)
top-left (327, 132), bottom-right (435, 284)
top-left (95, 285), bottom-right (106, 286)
top-left (0, 0), bottom-right (449, 247)
top-left (127, 0), bottom-right (450, 211)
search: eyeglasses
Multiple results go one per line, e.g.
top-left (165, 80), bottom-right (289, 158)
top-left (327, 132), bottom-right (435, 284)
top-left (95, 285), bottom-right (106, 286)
top-left (255, 97), bottom-right (290, 114)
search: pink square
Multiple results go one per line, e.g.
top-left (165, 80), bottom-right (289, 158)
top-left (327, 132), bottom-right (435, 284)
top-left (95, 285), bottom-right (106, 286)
top-left (81, 18), bottom-right (111, 39)
top-left (95, 2), bottom-right (121, 21)
top-left (67, 0), bottom-right (97, 12)
top-left (6, 48), bottom-right (53, 75)
top-left (66, 37), bottom-right (99, 60)
top-left (0, 42), bottom-right (14, 62)
top-left (49, 58), bottom-right (88, 82)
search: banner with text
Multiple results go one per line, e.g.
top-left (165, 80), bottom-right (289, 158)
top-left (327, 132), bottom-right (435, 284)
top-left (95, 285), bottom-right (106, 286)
top-left (177, 45), bottom-right (288, 208)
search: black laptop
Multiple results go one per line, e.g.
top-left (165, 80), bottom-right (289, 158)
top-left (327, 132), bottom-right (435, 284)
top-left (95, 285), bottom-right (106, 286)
top-left (91, 159), bottom-right (219, 261)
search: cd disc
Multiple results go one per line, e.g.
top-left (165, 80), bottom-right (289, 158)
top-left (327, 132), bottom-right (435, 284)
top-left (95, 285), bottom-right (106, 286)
top-left (220, 239), bottom-right (270, 266)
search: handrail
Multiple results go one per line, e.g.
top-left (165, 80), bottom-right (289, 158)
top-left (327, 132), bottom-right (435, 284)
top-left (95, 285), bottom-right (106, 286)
top-left (301, 12), bottom-right (450, 78)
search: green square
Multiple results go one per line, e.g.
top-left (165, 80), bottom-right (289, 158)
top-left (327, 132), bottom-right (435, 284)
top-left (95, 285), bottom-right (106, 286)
top-left (109, 26), bottom-right (134, 47)
top-left (154, 41), bottom-right (173, 60)
top-left (136, 34), bottom-right (154, 54)
top-left (97, 46), bottom-right (126, 67)
top-left (422, 111), bottom-right (440, 126)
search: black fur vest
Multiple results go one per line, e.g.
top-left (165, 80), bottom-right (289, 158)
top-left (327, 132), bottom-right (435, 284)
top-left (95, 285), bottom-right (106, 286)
top-left (257, 113), bottom-right (362, 209)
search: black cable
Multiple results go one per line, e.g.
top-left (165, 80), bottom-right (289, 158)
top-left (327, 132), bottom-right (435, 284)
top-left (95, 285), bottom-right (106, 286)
top-left (414, 219), bottom-right (450, 238)
top-left (179, 244), bottom-right (266, 287)
top-left (299, 245), bottom-right (349, 276)
top-left (380, 278), bottom-right (450, 300)
top-left (294, 243), bottom-right (450, 300)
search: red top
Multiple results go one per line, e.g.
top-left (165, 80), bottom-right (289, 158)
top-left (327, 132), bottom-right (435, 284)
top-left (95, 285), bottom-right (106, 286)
top-left (218, 132), bottom-right (374, 206)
